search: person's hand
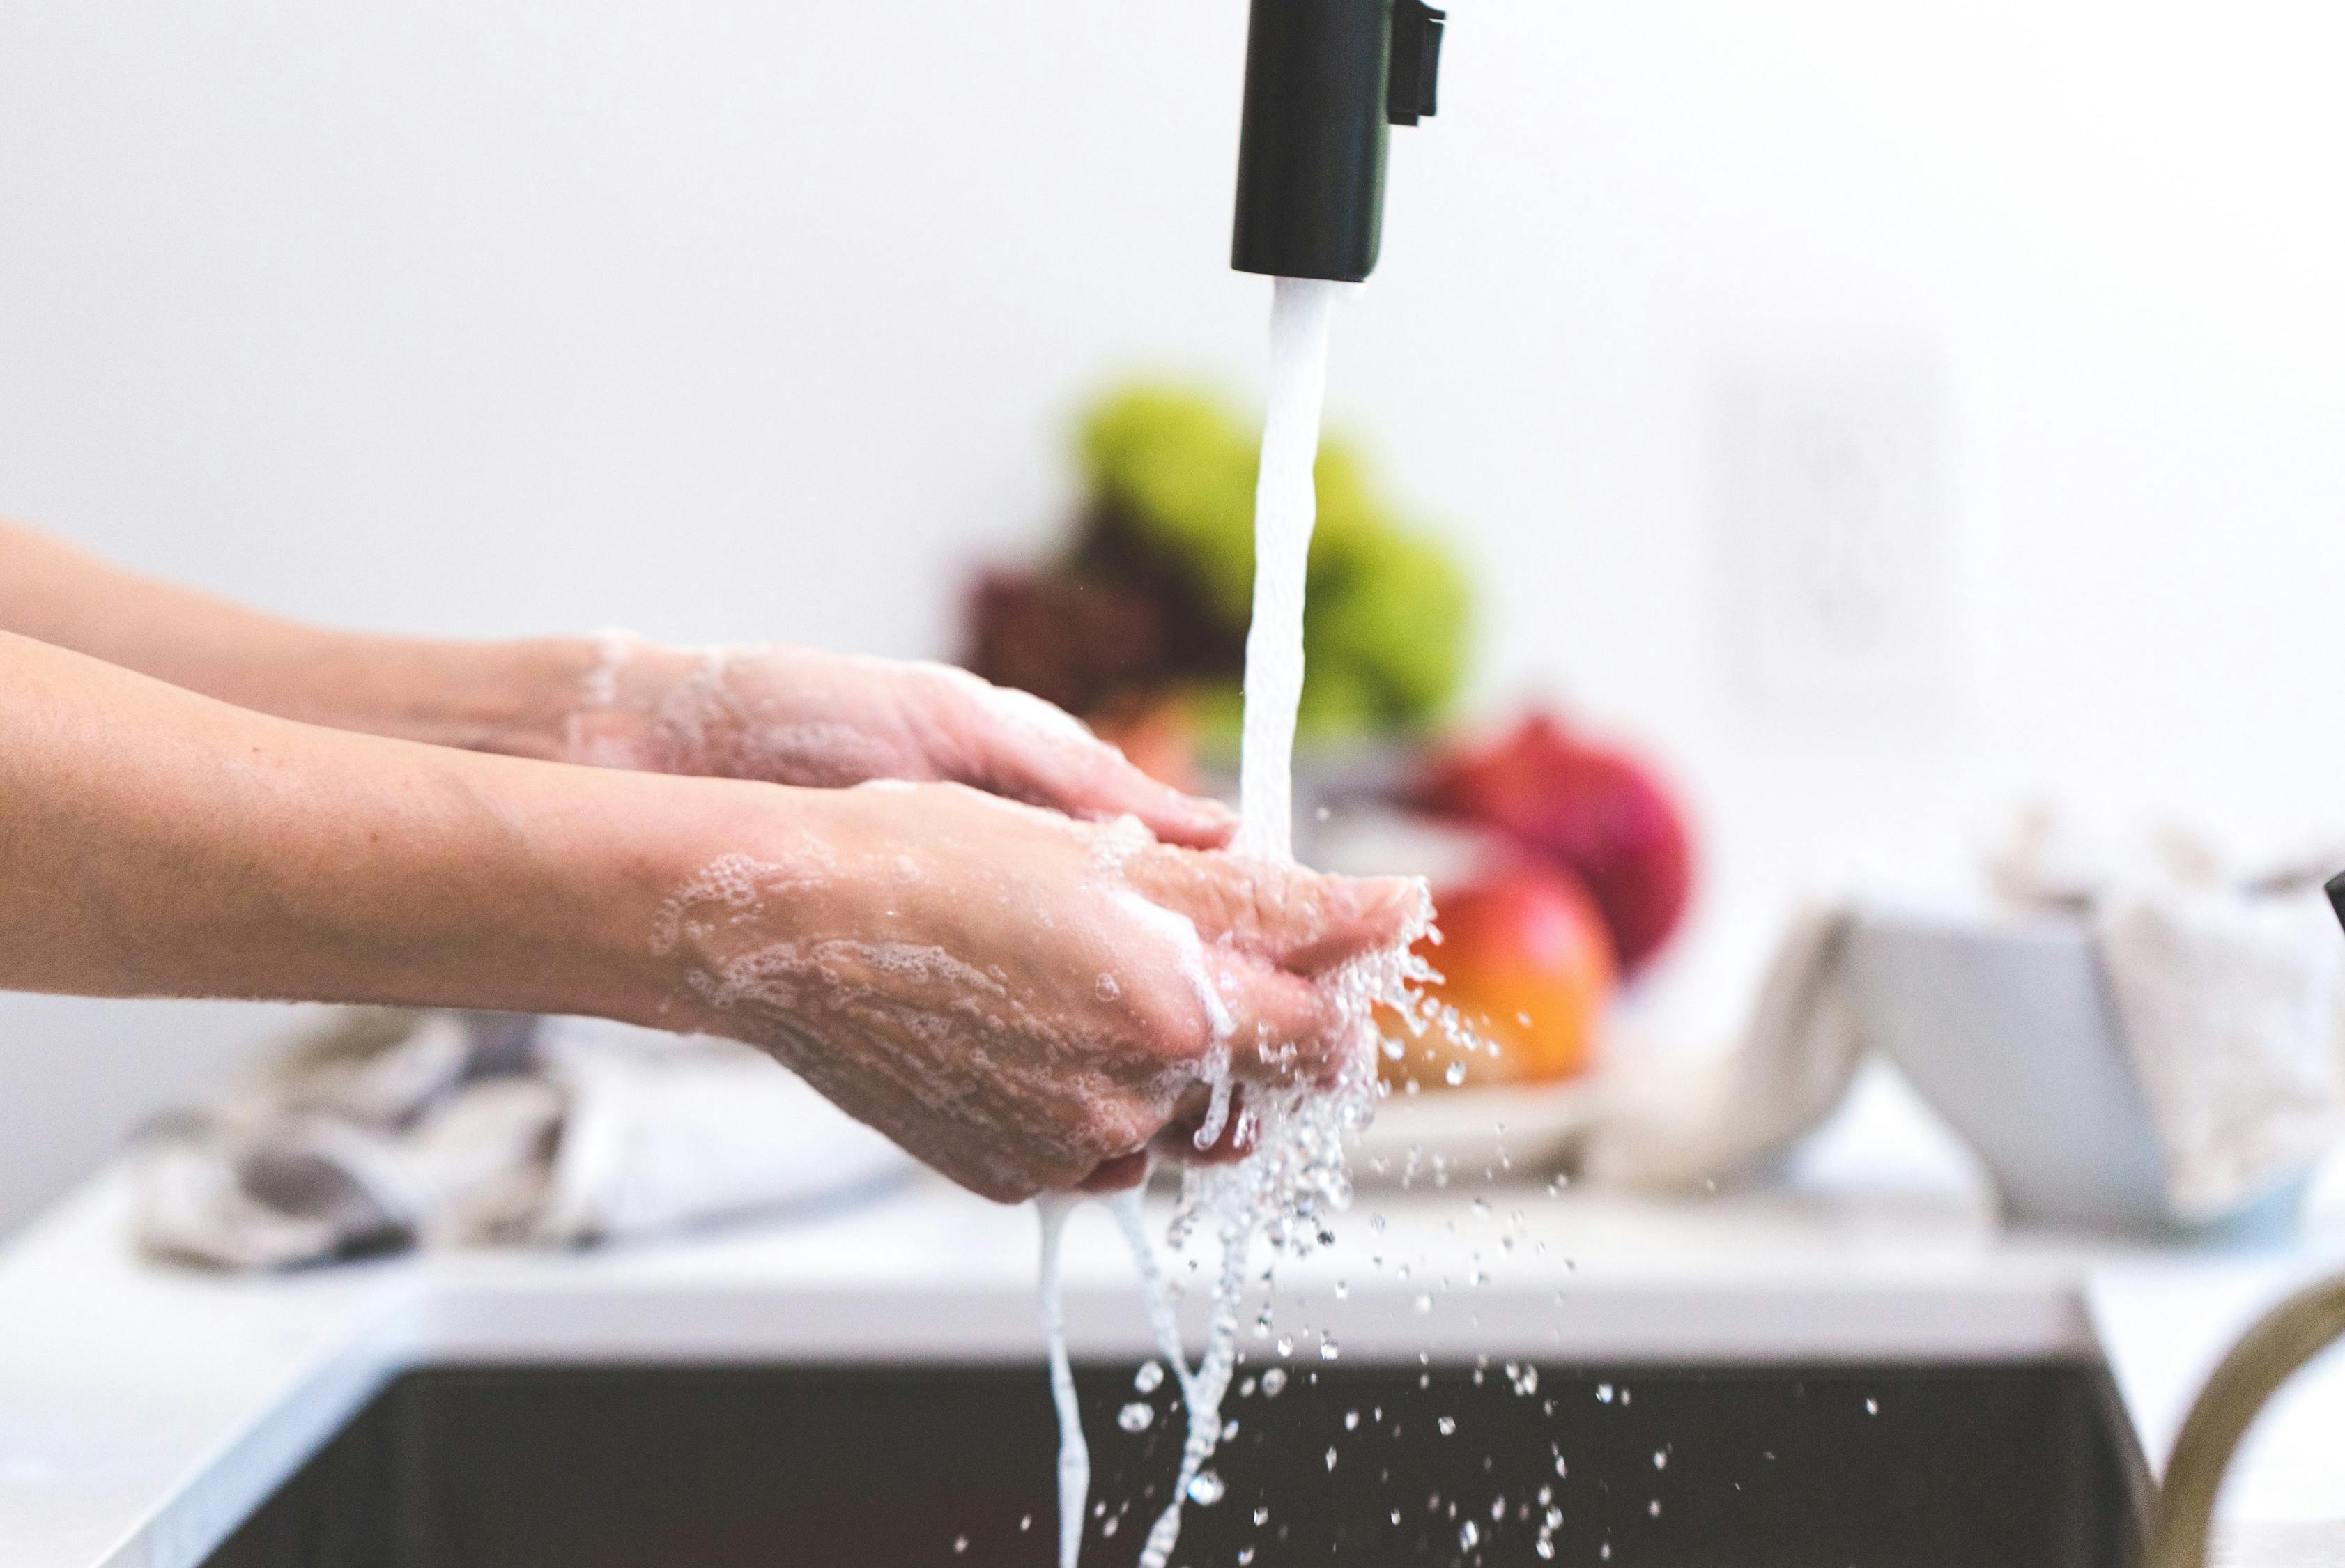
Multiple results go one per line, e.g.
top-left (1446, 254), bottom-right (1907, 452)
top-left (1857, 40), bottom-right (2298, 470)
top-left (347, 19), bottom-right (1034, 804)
top-left (649, 781), bottom-right (1422, 1203)
top-left (0, 521), bottom-right (1229, 842)
top-left (558, 638), bottom-right (1235, 850)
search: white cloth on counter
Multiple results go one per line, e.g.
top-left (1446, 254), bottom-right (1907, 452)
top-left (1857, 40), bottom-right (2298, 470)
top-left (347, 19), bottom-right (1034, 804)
top-left (1991, 809), bottom-right (2345, 1221)
top-left (1576, 907), bottom-right (1864, 1191)
top-left (1583, 810), bottom-right (2345, 1220)
top-left (134, 1010), bottom-right (912, 1270)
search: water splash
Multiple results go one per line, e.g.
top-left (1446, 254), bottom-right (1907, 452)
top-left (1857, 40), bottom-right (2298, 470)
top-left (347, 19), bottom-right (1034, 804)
top-left (1035, 276), bottom-right (1448, 1568)
top-left (1129, 277), bottom-right (1436, 1568)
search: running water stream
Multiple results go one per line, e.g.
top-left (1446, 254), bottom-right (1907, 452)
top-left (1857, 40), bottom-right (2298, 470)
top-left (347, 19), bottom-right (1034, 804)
top-left (1230, 277), bottom-right (1343, 864)
top-left (1036, 278), bottom-right (1431, 1568)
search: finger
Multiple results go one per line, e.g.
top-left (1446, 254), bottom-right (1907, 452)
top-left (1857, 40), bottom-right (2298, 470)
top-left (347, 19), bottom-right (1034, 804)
top-left (927, 670), bottom-right (1238, 850)
top-left (1128, 851), bottom-right (1426, 974)
top-left (1153, 1084), bottom-right (1256, 1165)
top-left (1077, 1150), bottom-right (1153, 1193)
top-left (1210, 959), bottom-right (1348, 1086)
top-left (1010, 735), bottom-right (1237, 850)
top-left (1279, 873), bottom-right (1427, 970)
top-left (1069, 747), bottom-right (1238, 850)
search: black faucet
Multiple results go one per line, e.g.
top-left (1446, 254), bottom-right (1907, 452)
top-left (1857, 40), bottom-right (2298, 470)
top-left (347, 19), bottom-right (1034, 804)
top-left (1231, 0), bottom-right (1446, 284)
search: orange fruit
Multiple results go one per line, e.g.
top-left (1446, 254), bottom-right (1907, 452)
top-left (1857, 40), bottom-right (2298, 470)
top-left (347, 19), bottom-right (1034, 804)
top-left (1385, 863), bottom-right (1617, 1089)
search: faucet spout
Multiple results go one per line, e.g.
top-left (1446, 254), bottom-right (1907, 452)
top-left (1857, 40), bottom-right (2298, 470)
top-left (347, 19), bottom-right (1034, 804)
top-left (2148, 1272), bottom-right (2345, 1568)
top-left (1231, 0), bottom-right (1445, 284)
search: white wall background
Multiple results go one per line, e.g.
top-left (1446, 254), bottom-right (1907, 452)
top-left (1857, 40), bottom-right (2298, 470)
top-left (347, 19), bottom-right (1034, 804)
top-left (3, 1), bottom-right (2343, 1233)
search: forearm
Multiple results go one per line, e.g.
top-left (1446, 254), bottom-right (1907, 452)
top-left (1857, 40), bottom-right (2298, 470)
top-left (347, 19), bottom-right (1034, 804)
top-left (0, 628), bottom-right (702, 1019)
top-left (0, 519), bottom-right (596, 756)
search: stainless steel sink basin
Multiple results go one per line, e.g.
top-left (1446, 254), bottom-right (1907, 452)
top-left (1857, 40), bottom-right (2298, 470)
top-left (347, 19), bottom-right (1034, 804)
top-left (200, 1360), bottom-right (2146, 1567)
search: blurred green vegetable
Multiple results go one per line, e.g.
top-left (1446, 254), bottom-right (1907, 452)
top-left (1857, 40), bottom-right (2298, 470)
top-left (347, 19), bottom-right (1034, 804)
top-left (1040, 383), bottom-right (1470, 744)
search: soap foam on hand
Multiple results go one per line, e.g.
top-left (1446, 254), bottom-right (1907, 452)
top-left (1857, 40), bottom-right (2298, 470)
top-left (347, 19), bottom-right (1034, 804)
top-left (1036, 276), bottom-right (1440, 1568)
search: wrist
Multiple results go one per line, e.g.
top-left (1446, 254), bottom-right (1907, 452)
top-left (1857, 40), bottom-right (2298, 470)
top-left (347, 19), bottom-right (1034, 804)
top-left (608, 778), bottom-right (894, 1037)
top-left (525, 765), bottom-right (849, 1033)
top-left (283, 631), bottom-right (614, 760)
top-left (465, 760), bottom-right (724, 1027)
top-left (548, 634), bottom-right (710, 772)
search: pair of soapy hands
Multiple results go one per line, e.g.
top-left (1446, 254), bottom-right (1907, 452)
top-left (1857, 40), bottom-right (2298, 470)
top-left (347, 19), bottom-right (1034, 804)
top-left (565, 642), bottom-right (1420, 1203)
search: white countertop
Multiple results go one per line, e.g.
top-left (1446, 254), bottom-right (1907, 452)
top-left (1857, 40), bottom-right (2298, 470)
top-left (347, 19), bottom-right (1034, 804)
top-left (3, 1144), bottom-right (2344, 1568)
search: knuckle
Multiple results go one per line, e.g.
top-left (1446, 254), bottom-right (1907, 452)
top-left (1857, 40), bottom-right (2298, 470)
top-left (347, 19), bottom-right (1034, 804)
top-left (1100, 1099), bottom-right (1163, 1155)
top-left (964, 1167), bottom-right (1036, 1205)
top-left (948, 1147), bottom-right (1043, 1206)
top-left (1039, 1151), bottom-right (1098, 1192)
top-left (1128, 990), bottom-right (1213, 1066)
top-left (1070, 1110), bottom-right (1141, 1166)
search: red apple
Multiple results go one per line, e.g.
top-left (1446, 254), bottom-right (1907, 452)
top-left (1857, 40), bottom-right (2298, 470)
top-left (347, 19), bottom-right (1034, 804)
top-left (1385, 863), bottom-right (1616, 1089)
top-left (1410, 712), bottom-right (1693, 975)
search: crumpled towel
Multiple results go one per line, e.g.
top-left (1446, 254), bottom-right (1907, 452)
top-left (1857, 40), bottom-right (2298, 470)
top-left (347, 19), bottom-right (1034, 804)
top-left (134, 1010), bottom-right (912, 1269)
top-left (1577, 907), bottom-right (1862, 1191)
top-left (1583, 809), bottom-right (2345, 1221)
top-left (1991, 808), bottom-right (2345, 1222)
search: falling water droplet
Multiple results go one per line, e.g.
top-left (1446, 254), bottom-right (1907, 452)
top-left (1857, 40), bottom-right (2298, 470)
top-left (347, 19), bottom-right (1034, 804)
top-left (1133, 1361), bottom-right (1164, 1393)
top-left (1118, 1403), bottom-right (1155, 1434)
top-left (1459, 1521), bottom-right (1481, 1550)
top-left (1187, 1471), bottom-right (1226, 1507)
top-left (1260, 1367), bottom-right (1288, 1397)
top-left (1438, 1415), bottom-right (1457, 1436)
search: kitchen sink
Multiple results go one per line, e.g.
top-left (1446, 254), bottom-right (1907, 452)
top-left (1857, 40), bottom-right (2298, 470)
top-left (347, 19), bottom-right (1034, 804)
top-left (199, 1359), bottom-right (2146, 1567)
